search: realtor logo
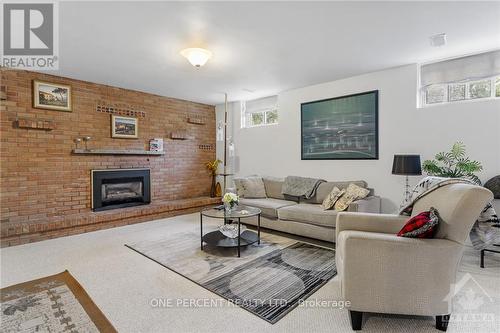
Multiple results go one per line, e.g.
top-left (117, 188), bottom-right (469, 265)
top-left (443, 273), bottom-right (496, 329)
top-left (1, 1), bottom-right (59, 69)
top-left (444, 273), bottom-right (493, 310)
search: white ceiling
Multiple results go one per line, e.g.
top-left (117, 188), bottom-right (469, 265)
top-left (55, 1), bottom-right (500, 105)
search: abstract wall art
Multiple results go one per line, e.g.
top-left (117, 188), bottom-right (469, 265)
top-left (301, 90), bottom-right (379, 160)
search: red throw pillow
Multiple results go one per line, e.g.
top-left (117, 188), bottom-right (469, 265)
top-left (397, 207), bottom-right (440, 238)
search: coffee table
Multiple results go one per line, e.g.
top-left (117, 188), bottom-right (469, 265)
top-left (200, 206), bottom-right (261, 257)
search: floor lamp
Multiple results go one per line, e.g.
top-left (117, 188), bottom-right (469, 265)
top-left (392, 154), bottom-right (422, 208)
top-left (218, 93), bottom-right (233, 193)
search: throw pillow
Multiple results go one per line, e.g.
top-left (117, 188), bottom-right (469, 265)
top-left (397, 207), bottom-right (440, 238)
top-left (321, 187), bottom-right (345, 210)
top-left (334, 183), bottom-right (370, 211)
top-left (233, 178), bottom-right (246, 197)
top-left (240, 177), bottom-right (267, 198)
top-left (262, 177), bottom-right (285, 200)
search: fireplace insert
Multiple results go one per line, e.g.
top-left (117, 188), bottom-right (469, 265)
top-left (91, 169), bottom-right (151, 211)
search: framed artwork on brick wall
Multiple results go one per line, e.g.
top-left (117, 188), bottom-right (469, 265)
top-left (33, 80), bottom-right (72, 112)
top-left (111, 115), bottom-right (138, 139)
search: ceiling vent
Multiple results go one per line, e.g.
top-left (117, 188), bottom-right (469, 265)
top-left (430, 33), bottom-right (447, 47)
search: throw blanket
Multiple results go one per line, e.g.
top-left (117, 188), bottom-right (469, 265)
top-left (282, 176), bottom-right (325, 199)
top-left (399, 176), bottom-right (499, 250)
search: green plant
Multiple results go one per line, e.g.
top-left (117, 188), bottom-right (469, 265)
top-left (422, 142), bottom-right (483, 184)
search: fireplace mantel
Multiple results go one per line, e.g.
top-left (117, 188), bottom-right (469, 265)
top-left (72, 149), bottom-right (164, 156)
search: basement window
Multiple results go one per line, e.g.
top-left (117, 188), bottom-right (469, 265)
top-left (419, 50), bottom-right (500, 107)
top-left (241, 95), bottom-right (278, 128)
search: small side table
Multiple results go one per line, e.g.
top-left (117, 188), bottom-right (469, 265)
top-left (480, 244), bottom-right (500, 268)
top-left (200, 206), bottom-right (261, 257)
top-left (480, 224), bottom-right (500, 268)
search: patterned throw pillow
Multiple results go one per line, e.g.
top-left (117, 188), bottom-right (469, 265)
top-left (321, 187), bottom-right (345, 210)
top-left (233, 178), bottom-right (246, 197)
top-left (334, 183), bottom-right (370, 211)
top-left (397, 207), bottom-right (440, 238)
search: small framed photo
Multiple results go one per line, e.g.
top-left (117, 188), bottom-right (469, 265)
top-left (33, 80), bottom-right (72, 112)
top-left (111, 115), bottom-right (138, 139)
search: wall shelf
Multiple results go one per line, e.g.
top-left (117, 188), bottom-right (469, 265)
top-left (16, 118), bottom-right (55, 131)
top-left (72, 149), bottom-right (164, 156)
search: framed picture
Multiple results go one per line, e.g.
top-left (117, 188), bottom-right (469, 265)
top-left (111, 115), bottom-right (138, 139)
top-left (33, 80), bottom-right (72, 112)
top-left (301, 90), bottom-right (379, 160)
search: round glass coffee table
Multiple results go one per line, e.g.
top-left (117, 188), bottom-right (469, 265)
top-left (200, 206), bottom-right (261, 257)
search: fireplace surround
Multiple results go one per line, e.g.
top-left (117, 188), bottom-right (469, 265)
top-left (91, 169), bottom-right (151, 211)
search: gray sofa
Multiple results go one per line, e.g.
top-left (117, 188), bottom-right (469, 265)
top-left (235, 177), bottom-right (381, 242)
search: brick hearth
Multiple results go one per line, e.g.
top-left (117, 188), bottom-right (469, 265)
top-left (0, 68), bottom-right (218, 246)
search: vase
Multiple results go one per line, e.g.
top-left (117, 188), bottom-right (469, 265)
top-left (210, 174), bottom-right (216, 198)
top-left (224, 201), bottom-right (237, 214)
top-left (215, 182), bottom-right (222, 197)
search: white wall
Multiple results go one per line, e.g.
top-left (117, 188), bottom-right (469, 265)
top-left (217, 64), bottom-right (500, 212)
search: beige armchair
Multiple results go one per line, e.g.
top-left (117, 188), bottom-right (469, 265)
top-left (335, 183), bottom-right (493, 331)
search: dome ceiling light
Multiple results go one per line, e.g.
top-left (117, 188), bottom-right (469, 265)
top-left (180, 48), bottom-right (212, 67)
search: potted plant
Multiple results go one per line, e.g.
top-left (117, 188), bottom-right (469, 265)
top-left (205, 159), bottom-right (222, 197)
top-left (222, 192), bottom-right (239, 213)
top-left (422, 142), bottom-right (483, 184)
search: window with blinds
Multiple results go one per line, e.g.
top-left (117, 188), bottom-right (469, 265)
top-left (420, 50), bottom-right (500, 107)
top-left (241, 95), bottom-right (278, 128)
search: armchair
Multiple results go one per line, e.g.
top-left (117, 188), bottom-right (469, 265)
top-left (335, 183), bottom-right (493, 331)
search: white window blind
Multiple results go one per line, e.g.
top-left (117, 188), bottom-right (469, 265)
top-left (421, 50), bottom-right (500, 86)
top-left (420, 50), bottom-right (500, 106)
top-left (241, 95), bottom-right (278, 128)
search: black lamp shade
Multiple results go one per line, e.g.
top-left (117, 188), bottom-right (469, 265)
top-left (392, 155), bottom-right (422, 175)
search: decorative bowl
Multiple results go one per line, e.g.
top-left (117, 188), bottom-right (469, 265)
top-left (218, 224), bottom-right (246, 238)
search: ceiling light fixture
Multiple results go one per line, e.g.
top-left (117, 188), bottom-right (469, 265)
top-left (180, 48), bottom-right (212, 67)
top-left (429, 33), bottom-right (447, 47)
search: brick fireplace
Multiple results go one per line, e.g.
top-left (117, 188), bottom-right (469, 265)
top-left (0, 68), bottom-right (220, 246)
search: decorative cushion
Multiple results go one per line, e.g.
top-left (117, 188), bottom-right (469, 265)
top-left (233, 178), bottom-right (246, 197)
top-left (321, 187), bottom-right (345, 210)
top-left (484, 175), bottom-right (500, 199)
top-left (311, 180), bottom-right (367, 204)
top-left (397, 207), bottom-right (440, 238)
top-left (262, 177), bottom-right (285, 200)
top-left (239, 177), bottom-right (267, 198)
top-left (334, 183), bottom-right (371, 211)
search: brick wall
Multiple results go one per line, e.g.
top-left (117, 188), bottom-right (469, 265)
top-left (0, 68), bottom-right (218, 246)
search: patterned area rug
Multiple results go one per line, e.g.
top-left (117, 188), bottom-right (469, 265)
top-left (126, 231), bottom-right (336, 324)
top-left (1, 270), bottom-right (116, 332)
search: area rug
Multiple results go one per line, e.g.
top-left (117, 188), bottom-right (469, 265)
top-left (126, 231), bottom-right (336, 323)
top-left (1, 270), bottom-right (116, 332)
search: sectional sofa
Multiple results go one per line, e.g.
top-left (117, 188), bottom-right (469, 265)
top-left (234, 177), bottom-right (381, 242)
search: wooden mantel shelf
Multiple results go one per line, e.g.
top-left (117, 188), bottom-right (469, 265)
top-left (72, 149), bottom-right (164, 156)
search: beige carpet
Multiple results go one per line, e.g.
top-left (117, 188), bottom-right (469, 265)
top-left (1, 213), bottom-right (499, 333)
